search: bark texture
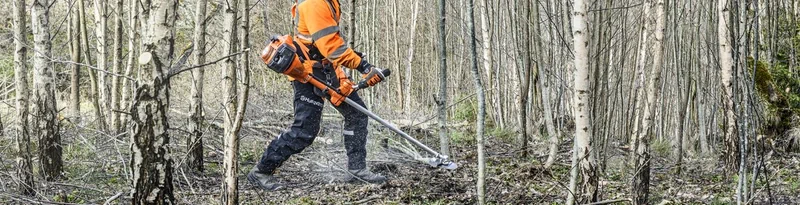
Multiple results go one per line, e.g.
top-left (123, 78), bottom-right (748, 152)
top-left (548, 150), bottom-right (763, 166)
top-left (111, 0), bottom-right (125, 132)
top-left (567, 0), bottom-right (599, 203)
top-left (32, 0), bottom-right (63, 181)
top-left (437, 0), bottom-right (450, 157)
top-left (477, 0), bottom-right (491, 203)
top-left (719, 0), bottom-right (738, 168)
top-left (633, 0), bottom-right (666, 204)
top-left (188, 0), bottom-right (208, 173)
top-left (14, 0), bottom-right (35, 194)
top-left (130, 0), bottom-right (178, 203)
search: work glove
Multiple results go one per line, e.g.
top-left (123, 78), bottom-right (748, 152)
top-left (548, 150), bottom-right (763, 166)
top-left (357, 60), bottom-right (385, 87)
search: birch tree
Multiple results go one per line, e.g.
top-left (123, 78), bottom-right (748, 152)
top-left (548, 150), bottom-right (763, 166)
top-left (404, 0), bottom-right (420, 114)
top-left (542, 0), bottom-right (559, 169)
top-left (188, 0), bottom-right (208, 173)
top-left (437, 0), bottom-right (450, 157)
top-left (478, 0), bottom-right (491, 203)
top-left (221, 0), bottom-right (251, 202)
top-left (130, 0), bottom-right (178, 203)
top-left (633, 0), bottom-right (666, 204)
top-left (31, 0), bottom-right (63, 181)
top-left (13, 0), bottom-right (34, 194)
top-left (110, 0), bottom-right (125, 132)
top-left (719, 0), bottom-right (737, 167)
top-left (69, 6), bottom-right (82, 118)
top-left (631, 0), bottom-right (652, 150)
top-left (566, 0), bottom-right (598, 203)
top-left (120, 0), bottom-right (139, 128)
top-left (79, 0), bottom-right (106, 130)
top-left (94, 0), bottom-right (111, 126)
top-left (220, 0), bottom-right (239, 202)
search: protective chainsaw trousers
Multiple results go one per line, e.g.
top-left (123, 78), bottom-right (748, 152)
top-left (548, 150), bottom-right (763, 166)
top-left (256, 80), bottom-right (369, 173)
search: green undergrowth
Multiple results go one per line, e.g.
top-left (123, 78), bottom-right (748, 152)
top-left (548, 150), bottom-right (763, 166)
top-left (451, 97), bottom-right (477, 123)
top-left (449, 130), bottom-right (474, 144)
top-left (747, 58), bottom-right (799, 134)
top-left (490, 127), bottom-right (516, 143)
top-left (651, 137), bottom-right (672, 158)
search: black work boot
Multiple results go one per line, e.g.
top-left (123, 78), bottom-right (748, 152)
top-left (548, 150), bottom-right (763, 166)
top-left (247, 167), bottom-right (282, 191)
top-left (346, 169), bottom-right (387, 184)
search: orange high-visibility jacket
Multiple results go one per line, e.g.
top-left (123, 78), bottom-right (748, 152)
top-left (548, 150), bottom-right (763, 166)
top-left (293, 0), bottom-right (362, 72)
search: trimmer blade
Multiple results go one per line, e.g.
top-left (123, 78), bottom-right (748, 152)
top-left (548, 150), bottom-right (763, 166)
top-left (423, 157), bottom-right (458, 170)
top-left (439, 161), bottom-right (458, 170)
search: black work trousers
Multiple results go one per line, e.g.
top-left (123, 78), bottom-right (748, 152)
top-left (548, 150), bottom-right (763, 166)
top-left (257, 80), bottom-right (370, 173)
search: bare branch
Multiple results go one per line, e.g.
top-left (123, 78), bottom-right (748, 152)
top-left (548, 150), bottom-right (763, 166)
top-left (165, 48), bottom-right (249, 79)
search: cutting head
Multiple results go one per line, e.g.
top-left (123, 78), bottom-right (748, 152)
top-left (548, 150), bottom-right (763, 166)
top-left (423, 155), bottom-right (459, 170)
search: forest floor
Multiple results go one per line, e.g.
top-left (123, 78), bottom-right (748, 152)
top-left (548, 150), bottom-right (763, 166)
top-left (1, 90), bottom-right (799, 204)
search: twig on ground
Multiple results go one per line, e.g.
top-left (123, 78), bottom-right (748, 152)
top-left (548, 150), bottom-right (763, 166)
top-left (581, 198), bottom-right (631, 205)
top-left (344, 195), bottom-right (382, 205)
top-left (51, 182), bottom-right (109, 195)
top-left (103, 192), bottom-right (123, 205)
top-left (1, 193), bottom-right (85, 205)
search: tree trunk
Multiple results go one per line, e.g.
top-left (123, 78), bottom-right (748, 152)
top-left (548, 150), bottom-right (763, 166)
top-left (516, 0), bottom-right (532, 158)
top-left (130, 0), bottom-right (178, 203)
top-left (540, 0), bottom-right (559, 168)
top-left (474, 0), bottom-right (488, 203)
top-left (719, 0), bottom-right (737, 168)
top-left (220, 0), bottom-right (250, 202)
top-left (676, 56), bottom-right (692, 175)
top-left (630, 0), bottom-right (652, 151)
top-left (392, 0), bottom-right (403, 111)
top-left (350, 0), bottom-right (356, 49)
top-left (110, 0), bottom-right (124, 133)
top-left (437, 0), bottom-right (450, 157)
top-left (120, 0), bottom-right (139, 129)
top-left (633, 0), bottom-right (666, 204)
top-left (13, 0), bottom-right (34, 194)
top-left (32, 0), bottom-right (63, 182)
top-left (188, 0), bottom-right (208, 174)
top-left (567, 0), bottom-right (598, 203)
top-left (69, 7), bottom-right (82, 119)
top-left (94, 0), bottom-right (111, 126)
top-left (404, 0), bottom-right (419, 114)
top-left (79, 0), bottom-right (106, 131)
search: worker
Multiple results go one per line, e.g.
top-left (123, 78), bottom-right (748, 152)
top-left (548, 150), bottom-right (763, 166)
top-left (248, 0), bottom-right (388, 191)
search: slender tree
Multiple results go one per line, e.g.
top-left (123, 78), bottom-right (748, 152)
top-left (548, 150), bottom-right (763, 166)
top-left (130, 0), bottom-right (178, 203)
top-left (79, 0), bottom-right (107, 130)
top-left (566, 0), bottom-right (598, 203)
top-left (220, 0), bottom-right (239, 202)
top-left (13, 0), bottom-right (34, 195)
top-left (69, 5), bottom-right (82, 118)
top-left (633, 0), bottom-right (666, 204)
top-left (110, 0), bottom-right (125, 132)
top-left (188, 0), bottom-right (208, 173)
top-left (478, 0), bottom-right (491, 203)
top-left (541, 0), bottom-right (559, 168)
top-left (32, 0), bottom-right (63, 181)
top-left (514, 0), bottom-right (532, 157)
top-left (631, 0), bottom-right (653, 151)
top-left (404, 0), bottom-right (420, 114)
top-left (719, 0), bottom-right (737, 168)
top-left (120, 0), bottom-right (139, 128)
top-left (94, 0), bottom-right (111, 125)
top-left (437, 0), bottom-right (450, 157)
top-left (222, 0), bottom-right (251, 202)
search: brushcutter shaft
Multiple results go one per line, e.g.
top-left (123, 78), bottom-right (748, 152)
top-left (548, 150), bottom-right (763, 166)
top-left (342, 98), bottom-right (444, 158)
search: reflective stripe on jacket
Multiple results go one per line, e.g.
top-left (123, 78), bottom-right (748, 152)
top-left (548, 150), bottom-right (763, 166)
top-left (293, 0), bottom-right (362, 70)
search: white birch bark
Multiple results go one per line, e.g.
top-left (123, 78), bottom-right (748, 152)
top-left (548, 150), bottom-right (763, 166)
top-left (567, 0), bottom-right (598, 203)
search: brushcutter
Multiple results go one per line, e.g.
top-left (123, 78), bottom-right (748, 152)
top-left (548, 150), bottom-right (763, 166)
top-left (261, 35), bottom-right (458, 170)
